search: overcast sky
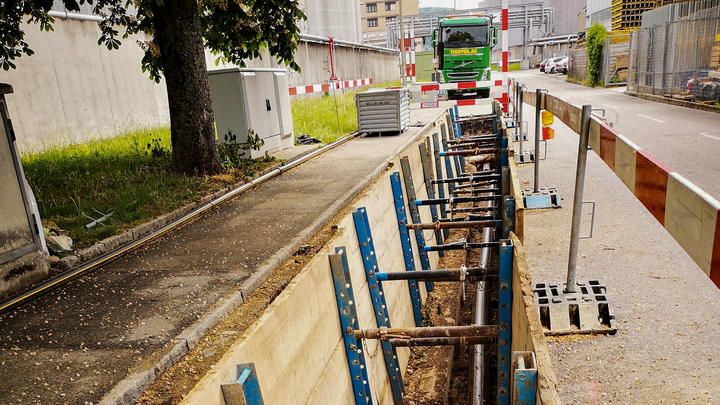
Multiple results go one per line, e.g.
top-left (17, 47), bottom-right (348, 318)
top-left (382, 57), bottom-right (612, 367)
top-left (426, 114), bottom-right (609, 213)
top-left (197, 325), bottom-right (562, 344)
top-left (419, 0), bottom-right (480, 9)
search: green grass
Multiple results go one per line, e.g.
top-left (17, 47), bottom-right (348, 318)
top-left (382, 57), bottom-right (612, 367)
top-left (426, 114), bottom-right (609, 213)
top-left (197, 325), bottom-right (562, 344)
top-left (291, 80), bottom-right (401, 144)
top-left (491, 62), bottom-right (522, 72)
top-left (22, 128), bottom-right (276, 249)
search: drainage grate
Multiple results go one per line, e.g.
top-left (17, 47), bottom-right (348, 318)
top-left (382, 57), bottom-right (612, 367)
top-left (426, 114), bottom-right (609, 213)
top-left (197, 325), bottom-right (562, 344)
top-left (533, 280), bottom-right (616, 336)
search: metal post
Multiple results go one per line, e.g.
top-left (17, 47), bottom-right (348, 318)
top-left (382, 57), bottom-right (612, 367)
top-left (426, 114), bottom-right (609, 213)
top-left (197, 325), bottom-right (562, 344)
top-left (518, 84), bottom-right (525, 155)
top-left (353, 208), bottom-right (404, 404)
top-left (390, 172), bottom-right (424, 326)
top-left (565, 105), bottom-right (592, 294)
top-left (496, 239), bottom-right (513, 404)
top-left (328, 248), bottom-right (373, 405)
top-left (399, 0), bottom-right (407, 86)
top-left (533, 89), bottom-right (546, 193)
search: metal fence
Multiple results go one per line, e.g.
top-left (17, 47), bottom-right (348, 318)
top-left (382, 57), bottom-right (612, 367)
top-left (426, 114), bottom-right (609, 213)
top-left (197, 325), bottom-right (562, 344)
top-left (568, 46), bottom-right (587, 83)
top-left (602, 34), bottom-right (631, 86)
top-left (628, 4), bottom-right (720, 96)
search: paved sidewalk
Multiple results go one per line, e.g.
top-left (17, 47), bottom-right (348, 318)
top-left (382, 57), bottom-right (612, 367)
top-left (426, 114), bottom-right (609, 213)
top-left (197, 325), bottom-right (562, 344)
top-left (515, 100), bottom-right (720, 403)
top-left (0, 107), bottom-right (444, 404)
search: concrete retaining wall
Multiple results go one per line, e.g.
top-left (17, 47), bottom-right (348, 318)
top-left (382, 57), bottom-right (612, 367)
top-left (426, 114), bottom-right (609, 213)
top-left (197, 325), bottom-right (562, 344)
top-left (5, 18), bottom-right (399, 152)
top-left (181, 114), bottom-right (447, 404)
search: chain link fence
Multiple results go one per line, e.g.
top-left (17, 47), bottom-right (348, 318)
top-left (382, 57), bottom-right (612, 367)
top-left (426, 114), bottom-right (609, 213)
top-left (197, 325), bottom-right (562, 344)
top-left (628, 4), bottom-right (720, 97)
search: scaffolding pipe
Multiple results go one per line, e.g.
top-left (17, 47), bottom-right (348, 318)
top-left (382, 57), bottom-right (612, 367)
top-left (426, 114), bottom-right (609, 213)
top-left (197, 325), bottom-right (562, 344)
top-left (405, 220), bottom-right (501, 230)
top-left (354, 325), bottom-right (499, 340)
top-left (390, 336), bottom-right (496, 347)
top-left (375, 267), bottom-right (497, 281)
top-left (565, 104), bottom-right (593, 293)
top-left (472, 161), bottom-right (494, 405)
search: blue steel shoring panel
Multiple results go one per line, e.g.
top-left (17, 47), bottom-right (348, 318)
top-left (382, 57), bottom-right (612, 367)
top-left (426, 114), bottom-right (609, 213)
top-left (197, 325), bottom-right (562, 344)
top-left (389, 173), bottom-right (424, 327)
top-left (399, 156), bottom-right (434, 292)
top-left (440, 127), bottom-right (456, 195)
top-left (352, 208), bottom-right (404, 404)
top-left (497, 239), bottom-right (514, 405)
top-left (234, 363), bottom-right (265, 405)
top-left (430, 133), bottom-right (448, 226)
top-left (513, 363), bottom-right (538, 405)
top-left (328, 247), bottom-right (374, 405)
top-left (502, 196), bottom-right (516, 240)
top-left (418, 142), bottom-right (444, 254)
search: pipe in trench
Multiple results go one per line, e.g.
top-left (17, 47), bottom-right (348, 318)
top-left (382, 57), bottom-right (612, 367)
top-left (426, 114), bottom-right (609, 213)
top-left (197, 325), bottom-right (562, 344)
top-left (472, 161), bottom-right (495, 405)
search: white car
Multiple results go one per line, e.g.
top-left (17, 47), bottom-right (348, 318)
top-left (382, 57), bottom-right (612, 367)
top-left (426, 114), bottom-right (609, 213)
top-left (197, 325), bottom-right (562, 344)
top-left (544, 57), bottom-right (568, 74)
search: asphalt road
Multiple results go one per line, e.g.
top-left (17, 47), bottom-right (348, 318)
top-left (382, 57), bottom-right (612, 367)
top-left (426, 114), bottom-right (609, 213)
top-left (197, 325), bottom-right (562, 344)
top-left (510, 70), bottom-right (720, 200)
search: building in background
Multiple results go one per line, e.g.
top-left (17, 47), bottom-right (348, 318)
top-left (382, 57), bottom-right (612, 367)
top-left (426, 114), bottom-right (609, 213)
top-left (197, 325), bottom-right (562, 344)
top-left (360, 0), bottom-right (420, 43)
top-left (586, 0), bottom-right (612, 30)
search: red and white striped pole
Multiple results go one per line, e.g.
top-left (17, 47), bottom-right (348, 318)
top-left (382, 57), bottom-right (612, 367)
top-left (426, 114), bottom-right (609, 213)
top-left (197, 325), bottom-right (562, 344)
top-left (496, 0), bottom-right (510, 112)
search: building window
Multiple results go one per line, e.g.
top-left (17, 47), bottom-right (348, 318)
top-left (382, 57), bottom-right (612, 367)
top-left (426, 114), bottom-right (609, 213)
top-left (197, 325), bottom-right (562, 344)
top-left (386, 16), bottom-right (396, 25)
top-left (386, 2), bottom-right (396, 11)
top-left (367, 18), bottom-right (378, 27)
top-left (366, 3), bottom-right (377, 13)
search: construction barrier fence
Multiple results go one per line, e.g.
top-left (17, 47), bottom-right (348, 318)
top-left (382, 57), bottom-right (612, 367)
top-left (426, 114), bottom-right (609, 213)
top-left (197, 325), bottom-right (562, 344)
top-left (520, 89), bottom-right (720, 287)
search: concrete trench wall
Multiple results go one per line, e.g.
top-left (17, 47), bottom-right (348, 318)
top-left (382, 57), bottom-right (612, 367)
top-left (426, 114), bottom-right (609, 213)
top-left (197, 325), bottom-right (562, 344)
top-left (181, 112), bottom-right (563, 404)
top-left (181, 115), bottom-right (446, 404)
top-left (5, 18), bottom-right (399, 152)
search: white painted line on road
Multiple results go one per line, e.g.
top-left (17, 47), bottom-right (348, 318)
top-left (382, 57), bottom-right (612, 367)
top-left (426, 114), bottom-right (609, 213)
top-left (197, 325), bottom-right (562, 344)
top-left (602, 103), bottom-right (618, 110)
top-left (702, 134), bottom-right (720, 142)
top-left (636, 113), bottom-right (666, 123)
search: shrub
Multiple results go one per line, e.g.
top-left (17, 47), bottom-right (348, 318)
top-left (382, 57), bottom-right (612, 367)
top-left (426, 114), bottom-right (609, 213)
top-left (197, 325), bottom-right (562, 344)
top-left (586, 24), bottom-right (608, 87)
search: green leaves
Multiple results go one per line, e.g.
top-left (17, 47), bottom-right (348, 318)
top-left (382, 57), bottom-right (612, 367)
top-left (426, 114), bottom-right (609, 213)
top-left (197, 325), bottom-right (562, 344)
top-left (586, 23), bottom-right (608, 87)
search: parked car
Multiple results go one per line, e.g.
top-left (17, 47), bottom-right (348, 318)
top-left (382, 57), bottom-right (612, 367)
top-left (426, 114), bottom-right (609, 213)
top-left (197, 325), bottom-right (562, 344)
top-left (557, 57), bottom-right (569, 74)
top-left (544, 57), bottom-right (567, 74)
top-left (539, 58), bottom-right (551, 71)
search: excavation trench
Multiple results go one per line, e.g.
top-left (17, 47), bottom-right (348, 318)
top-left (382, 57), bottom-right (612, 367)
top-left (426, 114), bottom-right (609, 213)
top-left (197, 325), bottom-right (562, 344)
top-left (141, 105), bottom-right (560, 405)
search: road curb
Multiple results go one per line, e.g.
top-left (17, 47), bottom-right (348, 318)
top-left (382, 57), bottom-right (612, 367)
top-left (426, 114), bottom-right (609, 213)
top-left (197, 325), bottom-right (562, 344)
top-left (100, 112), bottom-right (446, 404)
top-left (625, 90), bottom-right (720, 114)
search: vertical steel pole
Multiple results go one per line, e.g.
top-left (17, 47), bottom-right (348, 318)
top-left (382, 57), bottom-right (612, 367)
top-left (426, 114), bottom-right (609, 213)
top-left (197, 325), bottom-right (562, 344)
top-left (518, 84), bottom-right (525, 156)
top-left (565, 105), bottom-right (592, 294)
top-left (399, 0), bottom-right (407, 85)
top-left (533, 89), bottom-right (545, 193)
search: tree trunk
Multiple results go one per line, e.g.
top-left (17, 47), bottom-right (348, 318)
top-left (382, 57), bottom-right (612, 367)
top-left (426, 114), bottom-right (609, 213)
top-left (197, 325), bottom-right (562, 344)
top-left (152, 0), bottom-right (220, 174)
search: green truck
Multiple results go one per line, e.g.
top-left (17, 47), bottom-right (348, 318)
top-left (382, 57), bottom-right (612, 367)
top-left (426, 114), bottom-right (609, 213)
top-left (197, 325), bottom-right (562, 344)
top-left (432, 15), bottom-right (497, 98)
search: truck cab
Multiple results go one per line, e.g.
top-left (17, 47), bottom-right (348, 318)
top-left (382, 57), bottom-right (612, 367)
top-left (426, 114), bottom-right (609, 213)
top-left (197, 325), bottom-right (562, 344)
top-left (433, 15), bottom-right (496, 98)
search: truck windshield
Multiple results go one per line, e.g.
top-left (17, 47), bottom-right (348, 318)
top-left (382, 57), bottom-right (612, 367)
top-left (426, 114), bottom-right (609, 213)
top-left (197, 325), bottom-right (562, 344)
top-left (442, 25), bottom-right (489, 48)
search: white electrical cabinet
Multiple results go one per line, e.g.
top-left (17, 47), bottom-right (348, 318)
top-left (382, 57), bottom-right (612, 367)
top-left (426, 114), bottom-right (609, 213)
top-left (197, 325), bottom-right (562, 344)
top-left (208, 68), bottom-right (294, 158)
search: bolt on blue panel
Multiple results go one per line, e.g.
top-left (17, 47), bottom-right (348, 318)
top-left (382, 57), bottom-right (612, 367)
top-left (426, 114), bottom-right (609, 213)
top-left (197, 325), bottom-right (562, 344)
top-left (497, 240), bottom-right (514, 405)
top-left (328, 247), bottom-right (374, 405)
top-left (353, 208), bottom-right (404, 404)
top-left (390, 172), bottom-right (424, 327)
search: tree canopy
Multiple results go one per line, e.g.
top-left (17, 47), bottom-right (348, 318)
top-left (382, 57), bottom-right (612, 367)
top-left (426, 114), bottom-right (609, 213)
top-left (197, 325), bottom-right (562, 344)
top-left (1, 0), bottom-right (305, 79)
top-left (1, 0), bottom-right (306, 174)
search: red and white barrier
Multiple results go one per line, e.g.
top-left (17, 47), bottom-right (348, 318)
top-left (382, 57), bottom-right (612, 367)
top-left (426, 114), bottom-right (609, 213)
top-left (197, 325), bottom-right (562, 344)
top-left (523, 90), bottom-right (720, 287)
top-left (288, 78), bottom-right (373, 96)
top-left (418, 81), bottom-right (493, 92)
top-left (493, 0), bottom-right (510, 111)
